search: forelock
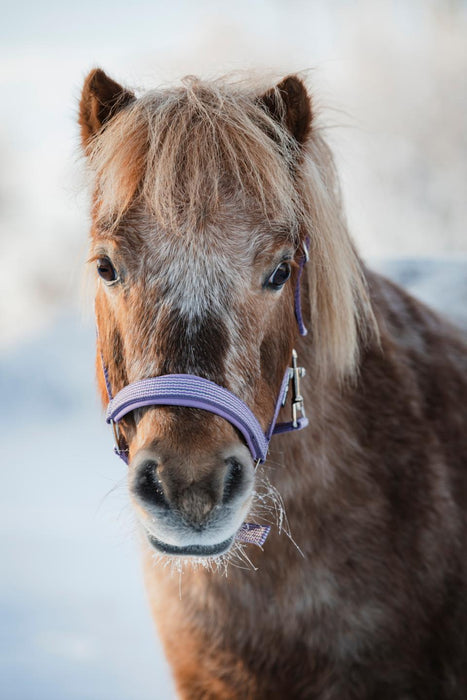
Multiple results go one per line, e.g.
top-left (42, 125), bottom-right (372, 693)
top-left (87, 76), bottom-right (301, 234)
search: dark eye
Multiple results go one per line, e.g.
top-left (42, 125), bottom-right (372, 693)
top-left (266, 261), bottom-right (291, 290)
top-left (97, 257), bottom-right (118, 283)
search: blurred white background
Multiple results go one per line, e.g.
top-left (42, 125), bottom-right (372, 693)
top-left (1, 1), bottom-right (466, 698)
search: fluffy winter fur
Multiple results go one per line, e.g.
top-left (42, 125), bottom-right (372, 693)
top-left (80, 69), bottom-right (467, 699)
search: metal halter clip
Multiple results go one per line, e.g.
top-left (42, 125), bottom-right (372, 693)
top-left (290, 348), bottom-right (306, 428)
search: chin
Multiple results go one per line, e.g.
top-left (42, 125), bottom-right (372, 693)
top-left (146, 532), bottom-right (235, 558)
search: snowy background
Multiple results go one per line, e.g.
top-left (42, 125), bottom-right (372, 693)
top-left (1, 1), bottom-right (466, 698)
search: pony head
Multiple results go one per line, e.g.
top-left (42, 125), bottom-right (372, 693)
top-left (80, 69), bottom-right (373, 558)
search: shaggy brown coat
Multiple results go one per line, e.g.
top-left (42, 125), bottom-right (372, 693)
top-left (80, 69), bottom-right (467, 699)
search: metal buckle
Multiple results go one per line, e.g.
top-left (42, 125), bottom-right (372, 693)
top-left (279, 349), bottom-right (307, 427)
top-left (291, 349), bottom-right (306, 428)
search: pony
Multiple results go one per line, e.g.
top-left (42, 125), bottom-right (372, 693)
top-left (79, 68), bottom-right (467, 698)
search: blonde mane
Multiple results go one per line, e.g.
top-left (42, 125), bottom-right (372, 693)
top-left (87, 76), bottom-right (377, 379)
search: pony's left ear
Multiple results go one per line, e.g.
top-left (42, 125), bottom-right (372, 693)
top-left (79, 68), bottom-right (135, 150)
top-left (258, 75), bottom-right (312, 145)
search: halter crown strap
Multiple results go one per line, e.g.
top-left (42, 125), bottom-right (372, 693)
top-left (295, 237), bottom-right (309, 336)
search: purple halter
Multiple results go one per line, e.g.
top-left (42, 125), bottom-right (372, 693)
top-left (106, 355), bottom-right (308, 463)
top-left (100, 240), bottom-right (310, 548)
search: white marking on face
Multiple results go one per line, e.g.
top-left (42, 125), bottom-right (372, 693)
top-left (122, 219), bottom-right (276, 391)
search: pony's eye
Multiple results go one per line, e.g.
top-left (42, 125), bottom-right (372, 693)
top-left (97, 257), bottom-right (118, 283)
top-left (267, 261), bottom-right (291, 290)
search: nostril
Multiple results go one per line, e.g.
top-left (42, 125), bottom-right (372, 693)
top-left (222, 457), bottom-right (244, 504)
top-left (133, 460), bottom-right (168, 509)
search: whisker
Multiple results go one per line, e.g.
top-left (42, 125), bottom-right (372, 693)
top-left (95, 476), bottom-right (127, 515)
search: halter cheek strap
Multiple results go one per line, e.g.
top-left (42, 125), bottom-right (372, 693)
top-left (99, 240), bottom-right (310, 548)
top-left (294, 236), bottom-right (309, 336)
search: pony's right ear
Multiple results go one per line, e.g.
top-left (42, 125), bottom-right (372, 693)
top-left (79, 68), bottom-right (135, 150)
